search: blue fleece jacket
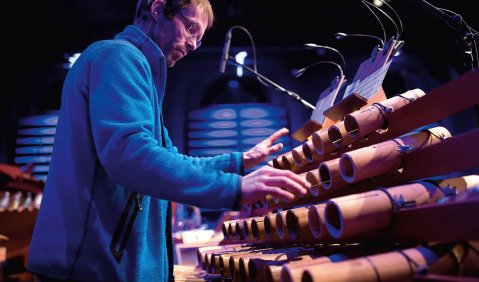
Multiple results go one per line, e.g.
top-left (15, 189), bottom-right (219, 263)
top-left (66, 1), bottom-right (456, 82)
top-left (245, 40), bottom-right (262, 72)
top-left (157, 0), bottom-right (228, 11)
top-left (28, 25), bottom-right (243, 281)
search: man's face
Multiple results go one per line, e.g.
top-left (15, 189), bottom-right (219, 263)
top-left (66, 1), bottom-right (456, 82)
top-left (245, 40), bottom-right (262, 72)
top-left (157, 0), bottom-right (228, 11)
top-left (153, 6), bottom-right (207, 67)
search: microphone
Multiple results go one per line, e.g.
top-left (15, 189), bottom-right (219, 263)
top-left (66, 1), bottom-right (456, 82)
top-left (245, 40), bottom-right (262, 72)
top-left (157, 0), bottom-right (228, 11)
top-left (334, 32), bottom-right (384, 47)
top-left (216, 25), bottom-right (316, 111)
top-left (219, 30), bottom-right (232, 73)
top-left (292, 61), bottom-right (344, 80)
top-left (303, 43), bottom-right (346, 69)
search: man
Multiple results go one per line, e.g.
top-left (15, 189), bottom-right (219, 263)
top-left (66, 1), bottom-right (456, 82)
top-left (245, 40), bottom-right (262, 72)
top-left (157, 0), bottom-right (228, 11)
top-left (28, 0), bottom-right (309, 281)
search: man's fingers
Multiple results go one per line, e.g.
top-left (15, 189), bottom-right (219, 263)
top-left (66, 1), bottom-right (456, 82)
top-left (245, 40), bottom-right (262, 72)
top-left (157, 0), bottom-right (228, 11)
top-left (250, 143), bottom-right (283, 158)
top-left (268, 143), bottom-right (283, 154)
top-left (263, 176), bottom-right (308, 195)
top-left (265, 168), bottom-right (311, 188)
top-left (261, 128), bottom-right (289, 145)
top-left (263, 187), bottom-right (295, 201)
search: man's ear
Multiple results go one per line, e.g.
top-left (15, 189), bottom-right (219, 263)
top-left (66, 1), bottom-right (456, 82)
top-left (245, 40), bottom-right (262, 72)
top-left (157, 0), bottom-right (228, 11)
top-left (150, 0), bottom-right (165, 21)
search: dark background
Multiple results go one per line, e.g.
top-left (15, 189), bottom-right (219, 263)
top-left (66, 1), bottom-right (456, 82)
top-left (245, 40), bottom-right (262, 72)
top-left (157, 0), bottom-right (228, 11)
top-left (1, 0), bottom-right (478, 162)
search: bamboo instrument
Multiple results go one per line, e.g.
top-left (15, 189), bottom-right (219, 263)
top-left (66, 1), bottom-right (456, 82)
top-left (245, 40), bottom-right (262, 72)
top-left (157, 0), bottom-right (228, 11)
top-left (272, 156), bottom-right (284, 169)
top-left (227, 220), bottom-right (239, 241)
top-left (248, 249), bottom-right (320, 282)
top-left (281, 153), bottom-right (299, 171)
top-left (199, 244), bottom-right (246, 272)
top-left (229, 251), bottom-right (277, 282)
top-left (436, 175), bottom-right (479, 194)
top-left (460, 241), bottom-right (479, 276)
top-left (252, 254), bottom-right (317, 282)
top-left (318, 158), bottom-right (348, 192)
top-left (197, 245), bottom-right (228, 270)
top-left (300, 140), bottom-right (321, 163)
top-left (262, 195), bottom-right (280, 208)
top-left (235, 220), bottom-right (247, 241)
top-left (399, 128), bottom-right (479, 182)
top-left (311, 129), bottom-right (336, 156)
top-left (264, 256), bottom-right (324, 282)
top-left (324, 181), bottom-right (444, 239)
top-left (244, 217), bottom-right (259, 242)
top-left (300, 244), bottom-right (456, 282)
top-left (279, 255), bottom-right (341, 282)
top-left (218, 247), bottom-right (272, 279)
top-left (339, 126), bottom-right (451, 184)
top-left (389, 191), bottom-right (479, 242)
top-left (284, 206), bottom-right (315, 242)
top-left (223, 220), bottom-right (239, 241)
top-left (275, 210), bottom-right (291, 240)
top-left (307, 202), bottom-right (334, 241)
top-left (240, 253), bottom-right (292, 282)
top-left (251, 217), bottom-right (267, 241)
top-left (305, 170), bottom-right (322, 197)
top-left (290, 143), bottom-right (309, 166)
top-left (277, 242), bottom-right (382, 282)
top-left (328, 121), bottom-right (354, 149)
top-left (264, 213), bottom-right (281, 241)
top-left (343, 88), bottom-right (426, 144)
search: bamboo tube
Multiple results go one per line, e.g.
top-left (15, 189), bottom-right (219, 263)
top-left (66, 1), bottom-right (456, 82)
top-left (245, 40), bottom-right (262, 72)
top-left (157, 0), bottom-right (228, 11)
top-left (291, 144), bottom-right (308, 166)
top-left (301, 140), bottom-right (321, 163)
top-left (251, 217), bottom-right (267, 241)
top-left (228, 220), bottom-right (239, 240)
top-left (461, 241), bottom-right (479, 276)
top-left (389, 194), bottom-right (479, 242)
top-left (223, 220), bottom-right (238, 241)
top-left (235, 220), bottom-right (247, 241)
top-left (248, 249), bottom-right (320, 282)
top-left (210, 252), bottom-right (223, 274)
top-left (305, 170), bottom-right (322, 197)
top-left (262, 255), bottom-right (330, 282)
top-left (261, 195), bottom-right (275, 208)
top-left (272, 156), bottom-right (284, 169)
top-left (243, 217), bottom-right (257, 242)
top-left (201, 244), bottom-right (246, 272)
top-left (285, 206), bottom-right (315, 242)
top-left (324, 181), bottom-right (443, 239)
top-left (230, 251), bottom-right (272, 282)
top-left (275, 210), bottom-right (292, 240)
top-left (312, 129), bottom-right (336, 155)
top-left (319, 158), bottom-right (348, 192)
top-left (251, 202), bottom-right (264, 213)
top-left (400, 128), bottom-right (479, 182)
top-left (222, 221), bottom-right (229, 240)
top-left (282, 152), bottom-right (300, 171)
top-left (255, 254), bottom-right (317, 282)
top-left (240, 254), bottom-right (290, 282)
top-left (339, 126), bottom-right (451, 184)
top-left (219, 252), bottom-right (236, 278)
top-left (197, 245), bottom-right (228, 270)
top-left (328, 121), bottom-right (355, 149)
top-left (343, 88), bottom-right (426, 142)
top-left (280, 255), bottom-right (340, 282)
top-left (218, 247), bottom-right (270, 279)
top-left (307, 203), bottom-right (334, 241)
top-left (264, 213), bottom-right (281, 241)
top-left (300, 244), bottom-right (454, 282)
top-left (436, 175), bottom-right (479, 194)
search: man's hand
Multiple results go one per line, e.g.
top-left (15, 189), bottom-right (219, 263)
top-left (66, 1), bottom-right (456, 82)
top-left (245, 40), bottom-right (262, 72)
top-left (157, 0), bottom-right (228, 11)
top-left (240, 166), bottom-right (310, 206)
top-left (243, 128), bottom-right (289, 169)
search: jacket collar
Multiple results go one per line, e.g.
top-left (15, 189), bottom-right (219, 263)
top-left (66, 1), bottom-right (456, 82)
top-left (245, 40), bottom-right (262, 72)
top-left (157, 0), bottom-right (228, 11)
top-left (114, 25), bottom-right (166, 75)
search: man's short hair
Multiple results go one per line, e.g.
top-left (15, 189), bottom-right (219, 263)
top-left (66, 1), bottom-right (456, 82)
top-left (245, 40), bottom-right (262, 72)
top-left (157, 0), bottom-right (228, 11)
top-left (135, 0), bottom-right (214, 29)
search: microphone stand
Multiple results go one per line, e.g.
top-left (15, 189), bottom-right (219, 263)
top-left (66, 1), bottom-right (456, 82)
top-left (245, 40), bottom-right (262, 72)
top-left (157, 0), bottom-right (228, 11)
top-left (225, 55), bottom-right (316, 111)
top-left (409, 0), bottom-right (478, 62)
top-left (409, 0), bottom-right (479, 127)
